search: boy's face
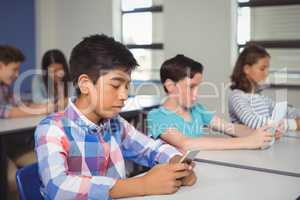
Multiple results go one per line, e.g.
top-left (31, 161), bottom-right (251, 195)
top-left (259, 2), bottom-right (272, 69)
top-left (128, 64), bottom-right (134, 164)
top-left (0, 62), bottom-right (20, 85)
top-left (173, 73), bottom-right (202, 109)
top-left (88, 69), bottom-right (130, 119)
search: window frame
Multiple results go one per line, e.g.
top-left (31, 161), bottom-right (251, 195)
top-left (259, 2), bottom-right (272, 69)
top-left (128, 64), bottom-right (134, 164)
top-left (120, 1), bottom-right (164, 81)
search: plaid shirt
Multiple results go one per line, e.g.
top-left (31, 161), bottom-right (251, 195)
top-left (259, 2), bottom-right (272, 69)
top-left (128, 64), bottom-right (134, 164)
top-left (0, 82), bottom-right (18, 118)
top-left (35, 99), bottom-right (180, 200)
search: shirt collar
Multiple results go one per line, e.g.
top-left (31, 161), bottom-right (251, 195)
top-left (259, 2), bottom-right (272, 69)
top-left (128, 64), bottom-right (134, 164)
top-left (65, 97), bottom-right (109, 134)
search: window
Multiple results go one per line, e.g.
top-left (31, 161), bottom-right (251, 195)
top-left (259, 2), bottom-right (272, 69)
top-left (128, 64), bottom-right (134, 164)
top-left (237, 0), bottom-right (300, 86)
top-left (121, 0), bottom-right (164, 81)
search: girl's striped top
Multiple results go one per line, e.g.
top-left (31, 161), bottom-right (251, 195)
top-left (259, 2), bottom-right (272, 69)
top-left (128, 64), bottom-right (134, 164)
top-left (228, 89), bottom-right (300, 130)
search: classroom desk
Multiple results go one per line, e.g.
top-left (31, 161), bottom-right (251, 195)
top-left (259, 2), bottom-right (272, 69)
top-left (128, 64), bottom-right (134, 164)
top-left (125, 163), bottom-right (300, 200)
top-left (284, 131), bottom-right (300, 139)
top-left (0, 95), bottom-right (160, 200)
top-left (194, 136), bottom-right (300, 177)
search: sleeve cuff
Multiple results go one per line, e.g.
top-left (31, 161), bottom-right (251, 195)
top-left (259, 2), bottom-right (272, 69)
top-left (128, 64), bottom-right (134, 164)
top-left (90, 177), bottom-right (117, 200)
top-left (155, 142), bottom-right (182, 164)
top-left (3, 105), bottom-right (12, 118)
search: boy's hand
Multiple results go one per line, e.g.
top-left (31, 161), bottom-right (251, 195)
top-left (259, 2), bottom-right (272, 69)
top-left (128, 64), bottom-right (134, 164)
top-left (244, 126), bottom-right (274, 149)
top-left (181, 162), bottom-right (197, 186)
top-left (169, 155), bottom-right (197, 186)
top-left (142, 163), bottom-right (191, 195)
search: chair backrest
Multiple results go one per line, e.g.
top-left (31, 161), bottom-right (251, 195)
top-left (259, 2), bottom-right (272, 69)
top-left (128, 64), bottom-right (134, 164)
top-left (16, 163), bottom-right (43, 200)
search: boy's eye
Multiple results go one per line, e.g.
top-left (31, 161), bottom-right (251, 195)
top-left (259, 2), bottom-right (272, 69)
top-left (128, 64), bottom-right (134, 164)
top-left (111, 84), bottom-right (120, 89)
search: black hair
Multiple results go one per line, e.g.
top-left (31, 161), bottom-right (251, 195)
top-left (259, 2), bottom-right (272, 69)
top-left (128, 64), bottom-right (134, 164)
top-left (230, 43), bottom-right (270, 92)
top-left (41, 49), bottom-right (70, 98)
top-left (160, 54), bottom-right (203, 92)
top-left (0, 45), bottom-right (25, 64)
top-left (69, 34), bottom-right (138, 95)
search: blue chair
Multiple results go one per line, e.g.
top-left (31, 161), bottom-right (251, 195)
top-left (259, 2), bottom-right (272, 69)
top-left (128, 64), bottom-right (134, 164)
top-left (16, 163), bottom-right (43, 200)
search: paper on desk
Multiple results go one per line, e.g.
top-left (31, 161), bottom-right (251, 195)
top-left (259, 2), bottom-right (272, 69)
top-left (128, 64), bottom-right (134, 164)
top-left (264, 101), bottom-right (288, 148)
top-left (271, 101), bottom-right (288, 123)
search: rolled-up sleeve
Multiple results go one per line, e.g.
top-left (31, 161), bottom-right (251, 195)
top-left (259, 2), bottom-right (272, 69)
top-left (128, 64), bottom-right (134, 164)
top-left (0, 104), bottom-right (12, 118)
top-left (35, 122), bottom-right (116, 200)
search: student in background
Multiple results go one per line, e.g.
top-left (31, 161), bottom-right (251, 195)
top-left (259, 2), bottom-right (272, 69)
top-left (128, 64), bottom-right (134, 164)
top-left (0, 45), bottom-right (55, 118)
top-left (32, 49), bottom-right (72, 109)
top-left (229, 44), bottom-right (300, 131)
top-left (35, 35), bottom-right (196, 200)
top-left (0, 45), bottom-right (54, 199)
top-left (147, 54), bottom-right (277, 151)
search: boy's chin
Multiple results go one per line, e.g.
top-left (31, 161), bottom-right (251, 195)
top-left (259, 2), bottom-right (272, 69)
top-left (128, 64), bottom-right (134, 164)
top-left (100, 110), bottom-right (120, 119)
top-left (3, 79), bottom-right (13, 86)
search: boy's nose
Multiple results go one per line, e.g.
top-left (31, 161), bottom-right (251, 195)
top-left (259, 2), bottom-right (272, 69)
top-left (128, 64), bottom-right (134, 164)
top-left (119, 91), bottom-right (128, 101)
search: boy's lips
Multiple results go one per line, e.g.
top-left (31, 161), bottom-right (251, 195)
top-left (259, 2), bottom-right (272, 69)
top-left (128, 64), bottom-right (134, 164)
top-left (112, 105), bottom-right (124, 109)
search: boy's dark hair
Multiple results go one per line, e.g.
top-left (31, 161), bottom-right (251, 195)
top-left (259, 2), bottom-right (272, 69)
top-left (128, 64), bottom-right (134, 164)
top-left (230, 43), bottom-right (270, 92)
top-left (42, 49), bottom-right (70, 98)
top-left (160, 54), bottom-right (203, 93)
top-left (69, 34), bottom-right (138, 95)
top-left (0, 45), bottom-right (25, 64)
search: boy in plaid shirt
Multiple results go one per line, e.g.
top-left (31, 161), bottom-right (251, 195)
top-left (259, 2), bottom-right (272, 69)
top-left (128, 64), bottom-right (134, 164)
top-left (35, 34), bottom-right (196, 200)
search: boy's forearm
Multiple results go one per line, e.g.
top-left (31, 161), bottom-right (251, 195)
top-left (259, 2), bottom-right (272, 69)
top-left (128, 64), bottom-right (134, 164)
top-left (183, 137), bottom-right (248, 150)
top-left (109, 176), bottom-right (146, 198)
top-left (8, 104), bottom-right (51, 118)
top-left (8, 106), bottom-right (37, 118)
top-left (209, 116), bottom-right (253, 137)
top-left (232, 124), bottom-right (253, 137)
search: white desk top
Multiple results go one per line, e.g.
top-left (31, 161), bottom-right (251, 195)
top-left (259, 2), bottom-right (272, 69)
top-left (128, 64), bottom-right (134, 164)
top-left (284, 131), bottom-right (300, 139)
top-left (0, 95), bottom-right (161, 135)
top-left (195, 136), bottom-right (300, 175)
top-left (0, 115), bottom-right (45, 134)
top-left (126, 163), bottom-right (300, 200)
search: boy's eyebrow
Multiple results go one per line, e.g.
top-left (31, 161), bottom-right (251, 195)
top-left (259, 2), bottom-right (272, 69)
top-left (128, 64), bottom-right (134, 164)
top-left (110, 76), bottom-right (131, 82)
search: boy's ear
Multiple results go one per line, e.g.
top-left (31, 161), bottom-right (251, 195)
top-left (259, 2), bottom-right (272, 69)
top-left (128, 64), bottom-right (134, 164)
top-left (164, 79), bottom-right (176, 93)
top-left (0, 62), bottom-right (5, 69)
top-left (77, 74), bottom-right (93, 95)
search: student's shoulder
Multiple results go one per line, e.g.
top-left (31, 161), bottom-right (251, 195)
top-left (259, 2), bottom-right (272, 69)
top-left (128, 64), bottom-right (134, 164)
top-left (39, 111), bottom-right (64, 125)
top-left (35, 112), bottom-right (67, 140)
top-left (147, 106), bottom-right (170, 120)
top-left (36, 112), bottom-right (66, 134)
top-left (193, 103), bottom-right (211, 113)
top-left (229, 89), bottom-right (247, 100)
top-left (230, 89), bottom-right (246, 95)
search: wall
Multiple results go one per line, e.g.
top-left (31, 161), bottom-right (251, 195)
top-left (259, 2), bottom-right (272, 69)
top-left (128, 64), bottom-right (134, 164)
top-left (36, 0), bottom-right (113, 64)
top-left (251, 4), bottom-right (300, 108)
top-left (0, 0), bottom-right (36, 93)
top-left (162, 0), bottom-right (236, 118)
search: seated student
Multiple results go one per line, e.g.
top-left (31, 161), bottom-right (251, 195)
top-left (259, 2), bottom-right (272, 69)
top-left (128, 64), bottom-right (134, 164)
top-left (0, 45), bottom-right (54, 199)
top-left (32, 49), bottom-right (72, 108)
top-left (34, 34), bottom-right (196, 200)
top-left (0, 45), bottom-right (55, 118)
top-left (147, 54), bottom-right (276, 151)
top-left (229, 44), bottom-right (300, 131)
